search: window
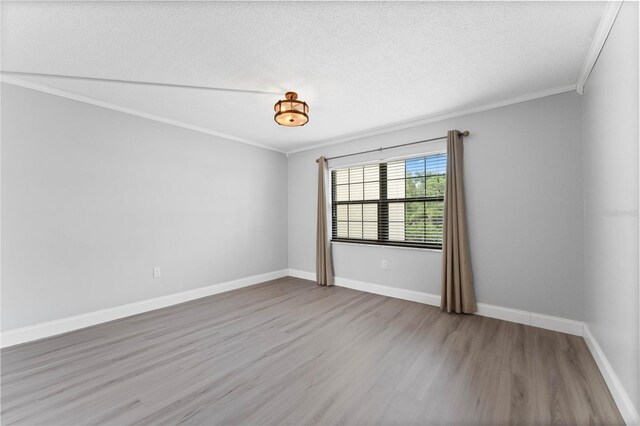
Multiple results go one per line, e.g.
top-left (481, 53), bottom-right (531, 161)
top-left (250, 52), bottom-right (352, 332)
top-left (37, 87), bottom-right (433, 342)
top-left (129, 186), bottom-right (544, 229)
top-left (331, 153), bottom-right (446, 249)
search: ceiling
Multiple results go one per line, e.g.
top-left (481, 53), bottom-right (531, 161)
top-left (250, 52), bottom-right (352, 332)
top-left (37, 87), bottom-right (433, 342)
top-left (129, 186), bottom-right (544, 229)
top-left (1, 1), bottom-right (606, 153)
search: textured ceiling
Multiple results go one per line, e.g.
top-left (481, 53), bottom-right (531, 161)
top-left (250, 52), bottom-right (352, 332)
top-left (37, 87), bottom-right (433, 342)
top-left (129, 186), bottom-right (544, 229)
top-left (1, 1), bottom-right (605, 152)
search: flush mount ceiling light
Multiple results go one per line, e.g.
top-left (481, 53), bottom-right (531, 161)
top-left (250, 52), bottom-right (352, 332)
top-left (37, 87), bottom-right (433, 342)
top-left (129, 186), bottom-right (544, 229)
top-left (274, 92), bottom-right (309, 127)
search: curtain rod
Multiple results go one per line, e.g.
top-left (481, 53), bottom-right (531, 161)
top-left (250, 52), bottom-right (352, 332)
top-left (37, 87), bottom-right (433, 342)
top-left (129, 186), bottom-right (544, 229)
top-left (316, 131), bottom-right (469, 163)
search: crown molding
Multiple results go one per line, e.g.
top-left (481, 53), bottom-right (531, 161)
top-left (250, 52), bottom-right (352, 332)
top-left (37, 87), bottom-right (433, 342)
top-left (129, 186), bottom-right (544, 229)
top-left (2, 74), bottom-right (576, 157)
top-left (1, 71), bottom-right (282, 96)
top-left (576, 1), bottom-right (623, 95)
top-left (286, 84), bottom-right (576, 155)
top-left (0, 75), bottom-right (286, 154)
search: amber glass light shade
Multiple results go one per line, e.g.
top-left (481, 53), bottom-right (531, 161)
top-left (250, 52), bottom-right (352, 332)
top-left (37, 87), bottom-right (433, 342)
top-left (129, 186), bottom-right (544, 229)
top-left (274, 92), bottom-right (309, 126)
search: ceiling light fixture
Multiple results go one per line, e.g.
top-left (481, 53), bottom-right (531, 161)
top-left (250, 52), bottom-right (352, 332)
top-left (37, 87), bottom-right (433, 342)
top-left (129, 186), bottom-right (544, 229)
top-left (274, 92), bottom-right (309, 127)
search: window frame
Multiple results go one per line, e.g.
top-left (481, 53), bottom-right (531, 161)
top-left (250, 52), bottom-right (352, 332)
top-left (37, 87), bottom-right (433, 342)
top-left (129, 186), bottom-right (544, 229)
top-left (330, 152), bottom-right (446, 251)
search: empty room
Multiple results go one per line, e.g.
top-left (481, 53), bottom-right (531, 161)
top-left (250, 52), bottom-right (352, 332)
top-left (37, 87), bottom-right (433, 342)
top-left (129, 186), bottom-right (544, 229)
top-left (1, 1), bottom-right (639, 425)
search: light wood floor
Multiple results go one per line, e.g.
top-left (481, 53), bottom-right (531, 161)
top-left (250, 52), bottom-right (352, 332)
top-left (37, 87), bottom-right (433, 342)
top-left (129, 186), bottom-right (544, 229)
top-left (1, 277), bottom-right (623, 425)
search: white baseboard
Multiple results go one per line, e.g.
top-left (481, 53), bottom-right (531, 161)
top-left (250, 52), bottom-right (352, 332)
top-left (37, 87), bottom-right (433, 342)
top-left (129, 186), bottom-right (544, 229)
top-left (288, 269), bottom-right (316, 282)
top-left (530, 312), bottom-right (584, 336)
top-left (584, 325), bottom-right (640, 426)
top-left (288, 269), bottom-right (583, 336)
top-left (476, 302), bottom-right (531, 326)
top-left (288, 269), bottom-right (441, 306)
top-left (333, 276), bottom-right (442, 307)
top-left (0, 269), bottom-right (289, 348)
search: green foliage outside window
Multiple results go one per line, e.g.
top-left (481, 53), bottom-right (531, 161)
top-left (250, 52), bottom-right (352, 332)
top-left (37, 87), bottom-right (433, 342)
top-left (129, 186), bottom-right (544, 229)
top-left (405, 169), bottom-right (445, 243)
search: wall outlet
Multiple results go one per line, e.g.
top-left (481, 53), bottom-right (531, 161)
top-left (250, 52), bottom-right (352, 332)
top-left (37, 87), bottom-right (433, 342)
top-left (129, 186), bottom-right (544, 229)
top-left (381, 260), bottom-right (388, 270)
top-left (153, 267), bottom-right (161, 278)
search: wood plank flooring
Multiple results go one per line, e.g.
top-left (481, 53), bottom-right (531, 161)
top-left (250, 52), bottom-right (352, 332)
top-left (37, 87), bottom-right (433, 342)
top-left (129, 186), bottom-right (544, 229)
top-left (1, 277), bottom-right (623, 425)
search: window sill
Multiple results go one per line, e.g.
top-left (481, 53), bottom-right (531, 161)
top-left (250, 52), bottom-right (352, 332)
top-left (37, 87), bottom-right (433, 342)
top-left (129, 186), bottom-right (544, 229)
top-left (330, 240), bottom-right (443, 253)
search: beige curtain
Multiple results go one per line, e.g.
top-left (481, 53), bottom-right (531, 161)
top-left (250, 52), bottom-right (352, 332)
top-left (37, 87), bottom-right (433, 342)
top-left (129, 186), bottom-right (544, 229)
top-left (441, 130), bottom-right (477, 313)
top-left (316, 157), bottom-right (334, 286)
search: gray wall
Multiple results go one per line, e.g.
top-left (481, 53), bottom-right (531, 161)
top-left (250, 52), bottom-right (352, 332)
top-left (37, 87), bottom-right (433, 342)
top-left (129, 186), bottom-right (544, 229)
top-left (582, 1), bottom-right (639, 415)
top-left (289, 91), bottom-right (585, 320)
top-left (1, 83), bottom-right (288, 331)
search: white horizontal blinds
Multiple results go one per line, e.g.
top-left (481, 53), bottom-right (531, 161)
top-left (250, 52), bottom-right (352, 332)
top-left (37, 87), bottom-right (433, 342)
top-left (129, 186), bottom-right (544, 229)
top-left (331, 153), bottom-right (446, 249)
top-left (388, 201), bottom-right (444, 243)
top-left (424, 154), bottom-right (446, 244)
top-left (333, 165), bottom-right (380, 240)
top-left (388, 154), bottom-right (446, 244)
